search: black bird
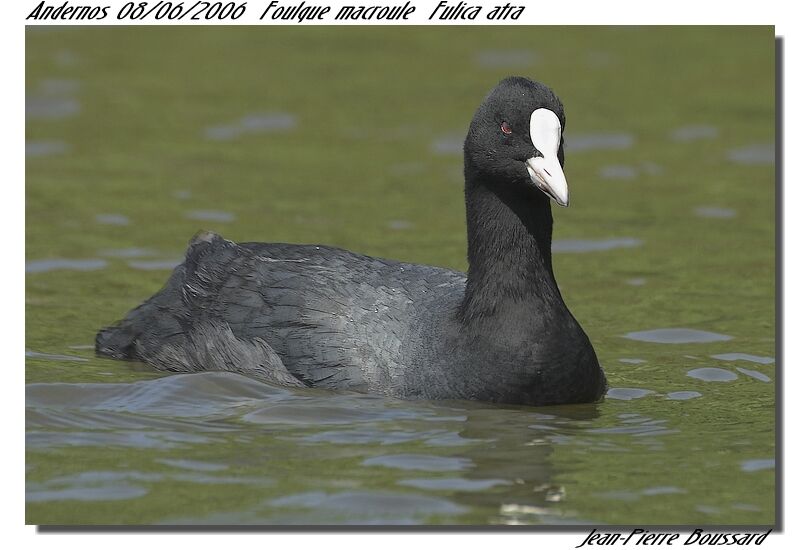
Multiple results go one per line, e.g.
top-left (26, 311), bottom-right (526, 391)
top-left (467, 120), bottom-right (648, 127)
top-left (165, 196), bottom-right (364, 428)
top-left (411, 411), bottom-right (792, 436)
top-left (96, 77), bottom-right (607, 406)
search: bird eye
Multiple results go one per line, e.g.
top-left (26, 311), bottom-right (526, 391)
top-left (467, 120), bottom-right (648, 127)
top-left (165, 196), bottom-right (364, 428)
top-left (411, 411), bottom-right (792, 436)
top-left (500, 121), bottom-right (512, 135)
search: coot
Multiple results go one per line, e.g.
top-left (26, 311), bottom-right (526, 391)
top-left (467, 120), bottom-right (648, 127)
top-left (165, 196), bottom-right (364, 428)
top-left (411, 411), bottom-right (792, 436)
top-left (96, 77), bottom-right (607, 405)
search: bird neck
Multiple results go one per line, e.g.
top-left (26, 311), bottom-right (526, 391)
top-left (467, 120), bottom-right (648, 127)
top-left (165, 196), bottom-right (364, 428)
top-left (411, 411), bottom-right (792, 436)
top-left (459, 174), bottom-right (563, 325)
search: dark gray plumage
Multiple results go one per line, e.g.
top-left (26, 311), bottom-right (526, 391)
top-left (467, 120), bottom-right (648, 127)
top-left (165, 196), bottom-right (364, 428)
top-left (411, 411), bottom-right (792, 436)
top-left (96, 77), bottom-right (607, 406)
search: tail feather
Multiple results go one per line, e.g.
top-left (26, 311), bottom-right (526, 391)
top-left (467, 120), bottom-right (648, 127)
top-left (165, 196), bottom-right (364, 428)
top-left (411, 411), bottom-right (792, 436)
top-left (95, 231), bottom-right (231, 362)
top-left (95, 231), bottom-right (304, 387)
top-left (95, 261), bottom-right (188, 360)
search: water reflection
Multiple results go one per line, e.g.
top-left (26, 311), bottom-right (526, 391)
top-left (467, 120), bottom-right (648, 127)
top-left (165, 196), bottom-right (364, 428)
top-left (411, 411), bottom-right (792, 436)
top-left (25, 372), bottom-right (636, 523)
top-left (26, 362), bottom-right (771, 524)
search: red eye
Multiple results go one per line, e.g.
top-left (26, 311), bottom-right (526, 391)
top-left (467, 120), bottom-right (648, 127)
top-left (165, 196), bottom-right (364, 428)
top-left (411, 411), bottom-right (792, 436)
top-left (500, 121), bottom-right (512, 135)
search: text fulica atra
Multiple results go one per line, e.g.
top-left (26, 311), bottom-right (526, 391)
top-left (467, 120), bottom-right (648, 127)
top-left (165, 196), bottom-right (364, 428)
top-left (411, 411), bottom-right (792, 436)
top-left (96, 77), bottom-right (607, 405)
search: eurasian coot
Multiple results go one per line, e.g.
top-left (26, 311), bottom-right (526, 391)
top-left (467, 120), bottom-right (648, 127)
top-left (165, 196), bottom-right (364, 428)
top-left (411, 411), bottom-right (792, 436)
top-left (96, 77), bottom-right (607, 406)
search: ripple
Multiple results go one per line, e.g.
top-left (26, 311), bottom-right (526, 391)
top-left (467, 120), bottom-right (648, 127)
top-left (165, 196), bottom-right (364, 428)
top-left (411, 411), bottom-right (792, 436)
top-left (27, 483), bottom-right (148, 503)
top-left (155, 459), bottom-right (229, 472)
top-left (736, 368), bottom-right (771, 382)
top-left (26, 350), bottom-right (88, 362)
top-left (205, 125), bottom-right (240, 141)
top-left (641, 161), bottom-right (664, 175)
top-left (387, 220), bottom-right (414, 230)
top-left (619, 358), bottom-right (646, 364)
top-left (243, 394), bottom-right (426, 426)
top-left (711, 353), bottom-right (774, 365)
top-left (599, 164), bottom-right (637, 180)
top-left (26, 140), bottom-right (68, 157)
top-left (625, 278), bottom-right (646, 286)
top-left (694, 206), bottom-right (737, 219)
top-left (497, 503), bottom-right (568, 524)
top-left (665, 391), bottom-right (702, 400)
top-left (423, 432), bottom-right (483, 447)
top-left (687, 368), bottom-right (738, 382)
top-left (596, 490), bottom-right (640, 502)
top-left (240, 112), bottom-right (297, 132)
top-left (740, 458), bottom-right (774, 472)
top-left (27, 468), bottom-right (269, 504)
top-left (26, 96), bottom-right (80, 119)
top-left (552, 238), bottom-right (642, 253)
top-left (670, 125), bottom-right (718, 142)
top-left (565, 133), bottom-right (634, 153)
top-left (300, 428), bottom-right (471, 446)
top-left (128, 259), bottom-right (182, 271)
top-left (586, 50), bottom-right (615, 67)
top-left (388, 162), bottom-right (426, 176)
top-left (204, 112), bottom-right (296, 141)
top-left (26, 430), bottom-right (213, 450)
top-left (474, 49), bottom-right (538, 68)
top-left (100, 247), bottom-right (156, 258)
top-left (727, 143), bottom-right (774, 165)
top-left (270, 490), bottom-right (465, 518)
top-left (606, 388), bottom-right (654, 401)
top-left (185, 210), bottom-right (236, 223)
top-left (732, 503), bottom-right (762, 512)
top-left (589, 415), bottom-right (674, 436)
top-left (54, 49), bottom-right (80, 68)
top-left (95, 213), bottom-right (131, 226)
top-left (362, 454), bottom-right (472, 472)
top-left (430, 133), bottom-right (464, 156)
top-left (398, 477), bottom-right (510, 491)
top-left (641, 486), bottom-right (687, 496)
top-left (26, 258), bottom-right (107, 274)
top-left (26, 372), bottom-right (291, 419)
top-left (623, 328), bottom-right (733, 344)
top-left (39, 78), bottom-right (80, 95)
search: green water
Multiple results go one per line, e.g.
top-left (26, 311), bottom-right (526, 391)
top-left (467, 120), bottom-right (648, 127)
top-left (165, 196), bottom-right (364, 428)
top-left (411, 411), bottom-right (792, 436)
top-left (26, 26), bottom-right (776, 525)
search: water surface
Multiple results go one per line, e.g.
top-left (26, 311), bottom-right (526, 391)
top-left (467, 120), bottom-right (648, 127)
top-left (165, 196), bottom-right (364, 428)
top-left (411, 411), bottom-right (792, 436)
top-left (25, 26), bottom-right (775, 526)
